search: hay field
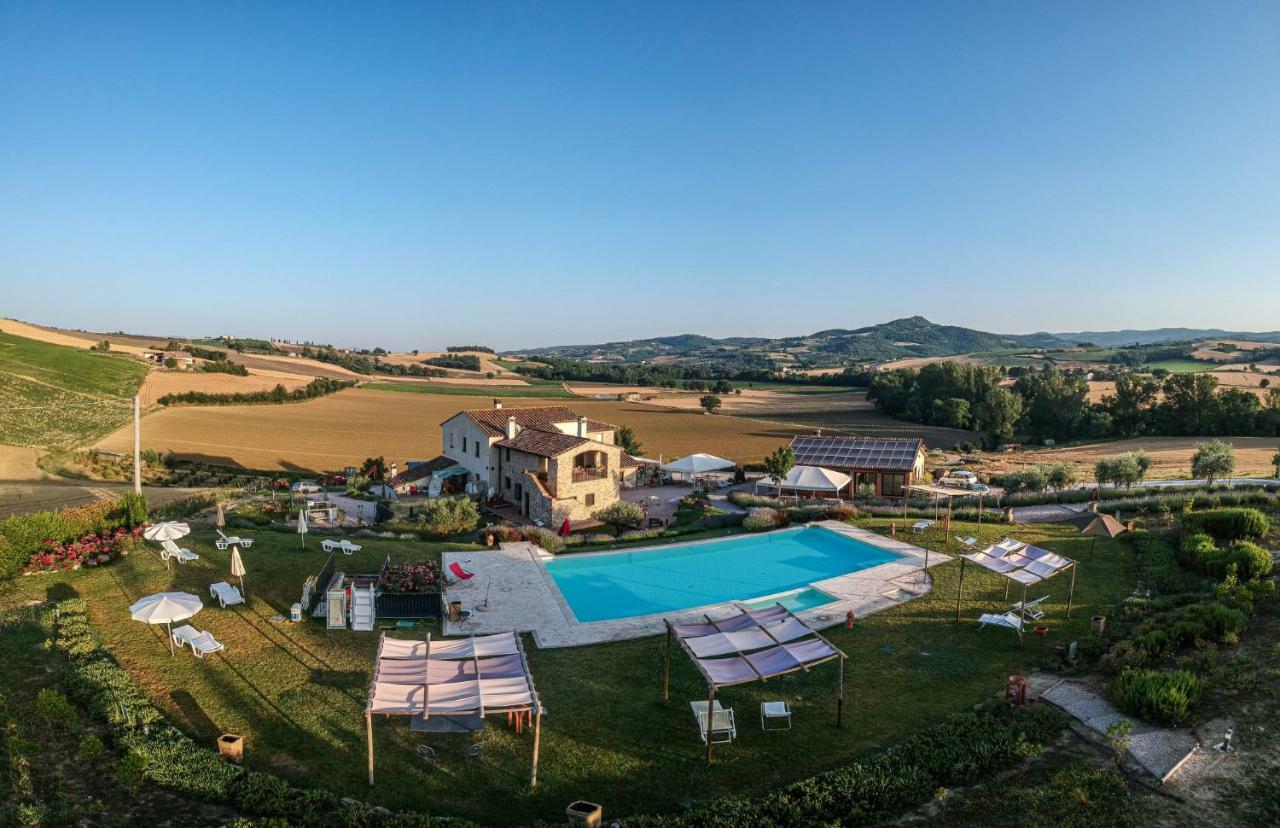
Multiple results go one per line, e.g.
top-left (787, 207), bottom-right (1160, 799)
top-left (94, 388), bottom-right (811, 471)
top-left (138, 367), bottom-right (314, 404)
top-left (975, 436), bottom-right (1280, 480)
top-left (0, 319), bottom-right (152, 355)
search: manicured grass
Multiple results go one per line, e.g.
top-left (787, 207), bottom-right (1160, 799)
top-left (0, 329), bottom-right (147, 446)
top-left (1144, 359), bottom-right (1213, 373)
top-left (362, 381), bottom-right (577, 398)
top-left (0, 517), bottom-right (1137, 825)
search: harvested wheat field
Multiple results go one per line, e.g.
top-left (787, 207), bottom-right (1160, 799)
top-left (0, 318), bottom-right (151, 355)
top-left (975, 436), bottom-right (1280, 480)
top-left (138, 367), bottom-right (314, 405)
top-left (94, 388), bottom-right (811, 471)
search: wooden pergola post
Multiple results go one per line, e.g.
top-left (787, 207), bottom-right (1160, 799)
top-left (954, 557), bottom-right (966, 621)
top-left (530, 707), bottom-right (543, 787)
top-left (365, 709), bottom-right (375, 785)
top-left (836, 655), bottom-right (845, 727)
top-left (662, 622), bottom-right (672, 702)
top-left (1066, 562), bottom-right (1077, 619)
top-left (705, 684), bottom-right (717, 764)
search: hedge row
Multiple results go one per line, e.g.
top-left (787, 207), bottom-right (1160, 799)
top-left (51, 600), bottom-right (476, 828)
top-left (158, 377), bottom-right (356, 406)
top-left (0, 494), bottom-right (147, 579)
top-left (1180, 507), bottom-right (1270, 540)
top-left (621, 704), bottom-right (1067, 827)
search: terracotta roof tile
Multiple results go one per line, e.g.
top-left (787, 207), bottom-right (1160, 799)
top-left (445, 405), bottom-right (617, 437)
top-left (388, 456), bottom-right (457, 486)
top-left (496, 429), bottom-right (589, 458)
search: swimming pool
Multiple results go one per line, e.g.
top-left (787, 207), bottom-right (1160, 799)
top-left (545, 526), bottom-right (903, 622)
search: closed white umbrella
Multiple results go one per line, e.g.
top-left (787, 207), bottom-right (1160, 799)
top-left (230, 547), bottom-right (247, 597)
top-left (297, 505), bottom-right (308, 547)
top-left (215, 502), bottom-right (226, 528)
top-left (143, 521), bottom-right (191, 542)
top-left (130, 592), bottom-right (203, 655)
top-left (659, 453), bottom-right (735, 475)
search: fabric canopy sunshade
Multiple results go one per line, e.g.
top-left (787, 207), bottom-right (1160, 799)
top-left (660, 453), bottom-right (735, 474)
top-left (772, 465), bottom-right (852, 493)
top-left (368, 631), bottom-right (538, 716)
top-left (961, 538), bottom-right (1075, 585)
top-left (143, 521), bottom-right (190, 542)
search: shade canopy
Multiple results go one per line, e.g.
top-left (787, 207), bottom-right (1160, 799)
top-left (130, 591), bottom-right (203, 624)
top-left (668, 604), bottom-right (845, 689)
top-left (368, 631), bottom-right (540, 717)
top-left (772, 465), bottom-right (852, 493)
top-left (1075, 513), bottom-right (1127, 539)
top-left (230, 547), bottom-right (246, 578)
top-left (961, 538), bottom-right (1075, 586)
top-left (215, 503), bottom-right (226, 527)
top-left (660, 453), bottom-right (735, 474)
top-left (143, 521), bottom-right (190, 542)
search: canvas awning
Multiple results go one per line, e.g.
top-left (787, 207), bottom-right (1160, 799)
top-left (771, 465), bottom-right (852, 493)
top-left (365, 631), bottom-right (545, 786)
top-left (953, 538), bottom-right (1079, 632)
top-left (663, 604), bottom-right (847, 762)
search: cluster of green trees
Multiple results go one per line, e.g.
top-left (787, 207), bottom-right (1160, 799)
top-left (446, 345), bottom-right (494, 353)
top-left (158, 378), bottom-right (355, 406)
top-left (868, 363), bottom-right (1280, 444)
top-left (513, 357), bottom-right (873, 389)
top-left (423, 354), bottom-right (482, 371)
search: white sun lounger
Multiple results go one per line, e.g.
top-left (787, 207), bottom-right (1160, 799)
top-left (690, 700), bottom-right (736, 744)
top-left (209, 581), bottom-right (245, 608)
top-left (215, 529), bottom-right (253, 549)
top-left (171, 625), bottom-right (225, 658)
top-left (911, 519), bottom-right (934, 535)
top-left (977, 612), bottom-right (1025, 638)
top-left (159, 539), bottom-right (198, 563)
top-left (321, 539), bottom-right (362, 555)
top-left (1010, 595), bottom-right (1050, 620)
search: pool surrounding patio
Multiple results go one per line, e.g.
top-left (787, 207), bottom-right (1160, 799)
top-left (546, 525), bottom-right (903, 622)
top-left (443, 521), bottom-right (949, 647)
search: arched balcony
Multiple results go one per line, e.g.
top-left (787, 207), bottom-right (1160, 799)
top-left (571, 449), bottom-right (608, 482)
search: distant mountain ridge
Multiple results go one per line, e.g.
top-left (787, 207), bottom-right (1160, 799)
top-left (509, 317), bottom-right (1280, 368)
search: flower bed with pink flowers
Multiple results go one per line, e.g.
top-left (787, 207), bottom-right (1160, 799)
top-left (22, 526), bottom-right (145, 574)
top-left (377, 559), bottom-right (441, 594)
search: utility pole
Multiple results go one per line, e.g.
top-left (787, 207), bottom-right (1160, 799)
top-left (133, 394), bottom-right (142, 495)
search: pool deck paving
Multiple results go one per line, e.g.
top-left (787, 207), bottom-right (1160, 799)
top-left (443, 521), bottom-right (949, 648)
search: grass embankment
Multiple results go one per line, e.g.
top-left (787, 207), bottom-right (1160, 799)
top-left (0, 330), bottom-right (147, 446)
top-left (1144, 359), bottom-right (1213, 373)
top-left (0, 519), bottom-right (1135, 825)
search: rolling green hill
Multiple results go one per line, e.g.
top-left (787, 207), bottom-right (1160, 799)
top-left (0, 331), bottom-right (147, 447)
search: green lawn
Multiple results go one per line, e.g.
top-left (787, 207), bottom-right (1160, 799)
top-left (1144, 359), bottom-right (1214, 373)
top-left (362, 381), bottom-right (577, 398)
top-left (0, 519), bottom-right (1136, 825)
top-left (0, 329), bottom-right (148, 446)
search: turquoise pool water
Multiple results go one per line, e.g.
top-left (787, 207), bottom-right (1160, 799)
top-left (546, 526), bottom-right (902, 622)
top-left (744, 587), bottom-right (836, 614)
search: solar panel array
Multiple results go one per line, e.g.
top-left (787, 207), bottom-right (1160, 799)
top-left (789, 436), bottom-right (922, 471)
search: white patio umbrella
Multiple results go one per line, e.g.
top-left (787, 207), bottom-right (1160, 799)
top-left (130, 592), bottom-right (203, 655)
top-left (659, 453), bottom-right (735, 476)
top-left (297, 505), bottom-right (308, 547)
top-left (143, 521), bottom-right (190, 542)
top-left (230, 547), bottom-right (247, 597)
top-left (215, 502), bottom-right (226, 528)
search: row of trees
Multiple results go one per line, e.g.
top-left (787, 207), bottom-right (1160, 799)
top-left (513, 357), bottom-right (874, 389)
top-left (868, 363), bottom-right (1280, 445)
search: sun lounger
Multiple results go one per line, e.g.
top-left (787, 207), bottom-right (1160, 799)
top-left (159, 539), bottom-right (198, 563)
top-left (955, 535), bottom-right (978, 548)
top-left (448, 562), bottom-right (476, 587)
top-left (209, 581), bottom-right (245, 608)
top-left (690, 700), bottom-right (736, 744)
top-left (321, 539), bottom-right (362, 554)
top-left (977, 612), bottom-right (1025, 638)
top-left (215, 528), bottom-right (253, 549)
top-left (1010, 595), bottom-right (1049, 620)
top-left (761, 701), bottom-right (792, 731)
top-left (171, 625), bottom-right (225, 657)
top-left (911, 519), bottom-right (934, 535)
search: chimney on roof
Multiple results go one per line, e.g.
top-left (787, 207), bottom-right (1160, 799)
top-left (506, 416), bottom-right (518, 440)
top-left (577, 416), bottom-right (588, 437)
top-left (493, 399), bottom-right (502, 410)
top-left (816, 428), bottom-right (823, 437)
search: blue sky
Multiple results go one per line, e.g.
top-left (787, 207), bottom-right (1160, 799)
top-left (2, 1), bottom-right (1278, 351)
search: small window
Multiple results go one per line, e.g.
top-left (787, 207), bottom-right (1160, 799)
top-left (504, 476), bottom-right (511, 491)
top-left (461, 436), bottom-right (467, 453)
top-left (585, 493), bottom-right (596, 507)
top-left (474, 442), bottom-right (480, 458)
top-left (449, 431), bottom-right (455, 449)
top-left (505, 448), bottom-right (510, 462)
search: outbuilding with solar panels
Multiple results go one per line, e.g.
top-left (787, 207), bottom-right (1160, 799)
top-left (786, 435), bottom-right (927, 499)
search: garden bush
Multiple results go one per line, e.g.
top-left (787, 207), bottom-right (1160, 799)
top-left (1126, 531), bottom-right (1197, 595)
top-left (592, 501), bottom-right (645, 532)
top-left (1223, 540), bottom-right (1274, 581)
top-left (742, 507), bottom-right (781, 531)
top-left (412, 496), bottom-right (480, 538)
top-left (1182, 507), bottom-right (1270, 540)
top-left (1109, 668), bottom-right (1202, 724)
top-left (0, 495), bottom-right (147, 579)
top-left (783, 504), bottom-right (828, 523)
top-left (1181, 532), bottom-right (1274, 581)
top-left (728, 491), bottom-right (782, 509)
top-left (523, 526), bottom-right (564, 553)
top-left (623, 704), bottom-right (1066, 827)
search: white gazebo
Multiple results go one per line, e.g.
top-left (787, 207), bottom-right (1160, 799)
top-left (660, 453), bottom-right (735, 482)
top-left (763, 465), bottom-right (852, 500)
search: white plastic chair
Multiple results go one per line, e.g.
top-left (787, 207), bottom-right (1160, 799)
top-left (761, 701), bottom-right (792, 731)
